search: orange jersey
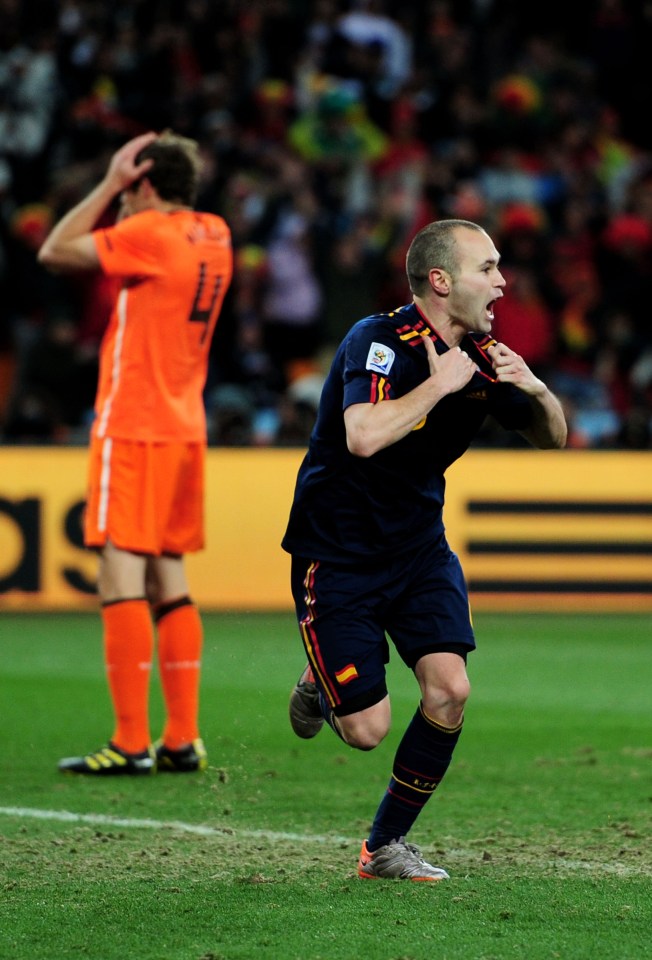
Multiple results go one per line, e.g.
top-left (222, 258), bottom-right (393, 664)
top-left (92, 209), bottom-right (232, 441)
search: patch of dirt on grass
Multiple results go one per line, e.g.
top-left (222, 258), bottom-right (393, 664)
top-left (438, 819), bottom-right (652, 878)
top-left (2, 817), bottom-right (652, 887)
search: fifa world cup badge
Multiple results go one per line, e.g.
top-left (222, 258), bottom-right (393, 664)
top-left (366, 342), bottom-right (396, 375)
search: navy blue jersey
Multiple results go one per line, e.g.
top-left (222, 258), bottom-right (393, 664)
top-left (282, 303), bottom-right (533, 563)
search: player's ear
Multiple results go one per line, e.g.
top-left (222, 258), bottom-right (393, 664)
top-left (429, 267), bottom-right (451, 296)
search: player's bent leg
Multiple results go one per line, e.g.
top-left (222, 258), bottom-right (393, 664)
top-left (289, 669), bottom-right (391, 750)
top-left (336, 698), bottom-right (391, 751)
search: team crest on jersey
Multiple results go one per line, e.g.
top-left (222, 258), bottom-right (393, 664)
top-left (366, 342), bottom-right (395, 375)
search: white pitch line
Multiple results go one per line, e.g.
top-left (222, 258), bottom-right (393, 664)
top-left (0, 807), bottom-right (647, 877)
top-left (0, 806), bottom-right (352, 845)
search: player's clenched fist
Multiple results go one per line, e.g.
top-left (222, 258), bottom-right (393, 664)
top-left (486, 342), bottom-right (545, 396)
top-left (423, 335), bottom-right (477, 394)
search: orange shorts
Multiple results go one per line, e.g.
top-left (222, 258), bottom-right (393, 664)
top-left (84, 436), bottom-right (205, 555)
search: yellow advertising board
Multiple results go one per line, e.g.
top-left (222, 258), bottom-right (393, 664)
top-left (445, 450), bottom-right (652, 611)
top-left (0, 447), bottom-right (651, 612)
top-left (0, 447), bottom-right (301, 612)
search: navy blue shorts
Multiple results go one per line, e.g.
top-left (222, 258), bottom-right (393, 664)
top-left (290, 541), bottom-right (475, 717)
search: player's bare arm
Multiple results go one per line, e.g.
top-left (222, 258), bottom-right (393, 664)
top-left (38, 131), bottom-right (157, 273)
top-left (487, 342), bottom-right (567, 449)
top-left (346, 336), bottom-right (477, 458)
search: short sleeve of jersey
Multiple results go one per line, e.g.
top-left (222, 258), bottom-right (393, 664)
top-left (93, 211), bottom-right (162, 279)
top-left (342, 321), bottom-right (398, 409)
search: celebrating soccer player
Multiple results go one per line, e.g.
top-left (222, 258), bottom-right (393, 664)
top-left (283, 218), bottom-right (566, 880)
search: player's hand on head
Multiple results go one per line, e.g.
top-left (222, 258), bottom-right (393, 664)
top-left (106, 132), bottom-right (158, 193)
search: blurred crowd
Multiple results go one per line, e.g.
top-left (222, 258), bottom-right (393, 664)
top-left (1, 0), bottom-right (652, 448)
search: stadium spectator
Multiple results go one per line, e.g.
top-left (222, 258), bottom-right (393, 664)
top-left (0, 0), bottom-right (650, 449)
top-left (38, 130), bottom-right (233, 776)
top-left (2, 313), bottom-right (98, 442)
top-left (284, 218), bottom-right (566, 881)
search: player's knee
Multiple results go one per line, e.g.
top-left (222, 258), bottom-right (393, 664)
top-left (338, 713), bottom-right (389, 751)
top-left (422, 676), bottom-right (470, 725)
top-left (451, 674), bottom-right (471, 707)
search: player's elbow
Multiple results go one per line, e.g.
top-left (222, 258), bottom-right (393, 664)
top-left (37, 244), bottom-right (54, 269)
top-left (346, 429), bottom-right (380, 458)
top-left (534, 434), bottom-right (566, 450)
top-left (521, 426), bottom-right (567, 450)
top-left (37, 243), bottom-right (64, 274)
top-left (541, 420), bottom-right (568, 449)
top-left (344, 404), bottom-right (390, 457)
top-left (347, 437), bottom-right (372, 458)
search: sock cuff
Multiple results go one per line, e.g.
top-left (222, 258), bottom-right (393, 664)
top-left (102, 596), bottom-right (148, 608)
top-left (153, 595), bottom-right (193, 623)
top-left (419, 702), bottom-right (464, 734)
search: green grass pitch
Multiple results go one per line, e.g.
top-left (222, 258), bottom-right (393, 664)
top-left (1, 610), bottom-right (651, 960)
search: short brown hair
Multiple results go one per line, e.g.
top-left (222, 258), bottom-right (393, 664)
top-left (135, 130), bottom-right (202, 206)
top-left (406, 219), bottom-right (485, 295)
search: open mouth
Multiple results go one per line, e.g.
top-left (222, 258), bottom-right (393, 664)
top-left (486, 293), bottom-right (502, 321)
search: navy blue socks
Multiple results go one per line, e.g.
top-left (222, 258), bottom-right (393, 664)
top-left (366, 703), bottom-right (463, 851)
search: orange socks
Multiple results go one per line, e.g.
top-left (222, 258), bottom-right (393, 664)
top-left (102, 598), bottom-right (154, 754)
top-left (101, 595), bottom-right (203, 754)
top-left (154, 597), bottom-right (203, 750)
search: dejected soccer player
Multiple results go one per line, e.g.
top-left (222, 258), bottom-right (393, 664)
top-left (38, 131), bottom-right (233, 775)
top-left (283, 218), bottom-right (567, 880)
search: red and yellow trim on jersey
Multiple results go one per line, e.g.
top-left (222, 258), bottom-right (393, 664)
top-left (398, 317), bottom-right (499, 385)
top-left (299, 561), bottom-right (341, 708)
top-left (396, 317), bottom-right (436, 346)
top-left (468, 335), bottom-right (499, 383)
top-left (370, 373), bottom-right (391, 403)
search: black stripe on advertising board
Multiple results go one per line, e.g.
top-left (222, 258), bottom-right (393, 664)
top-left (468, 501), bottom-right (652, 515)
top-left (469, 579), bottom-right (652, 594)
top-left (468, 541), bottom-right (652, 555)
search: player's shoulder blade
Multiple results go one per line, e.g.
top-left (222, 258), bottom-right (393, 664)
top-left (184, 212), bottom-right (231, 247)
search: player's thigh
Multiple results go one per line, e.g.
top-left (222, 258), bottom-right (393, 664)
top-left (291, 556), bottom-right (390, 718)
top-left (97, 540), bottom-right (148, 600)
top-left (387, 547), bottom-right (476, 669)
top-left (146, 554), bottom-right (189, 605)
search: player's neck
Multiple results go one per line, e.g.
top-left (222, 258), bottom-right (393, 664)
top-left (157, 200), bottom-right (191, 215)
top-left (413, 297), bottom-right (464, 349)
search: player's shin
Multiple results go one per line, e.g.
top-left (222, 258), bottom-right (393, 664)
top-left (366, 703), bottom-right (463, 851)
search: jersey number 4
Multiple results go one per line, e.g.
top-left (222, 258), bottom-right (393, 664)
top-left (188, 262), bottom-right (224, 343)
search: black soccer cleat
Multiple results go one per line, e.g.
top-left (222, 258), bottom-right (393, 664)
top-left (154, 737), bottom-right (208, 772)
top-left (58, 742), bottom-right (156, 775)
